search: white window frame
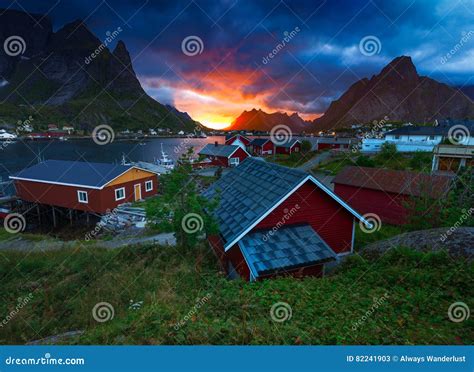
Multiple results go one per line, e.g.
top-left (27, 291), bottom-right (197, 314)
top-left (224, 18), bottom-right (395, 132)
top-left (77, 190), bottom-right (88, 204)
top-left (115, 187), bottom-right (126, 201)
top-left (229, 157), bottom-right (240, 166)
top-left (145, 180), bottom-right (153, 192)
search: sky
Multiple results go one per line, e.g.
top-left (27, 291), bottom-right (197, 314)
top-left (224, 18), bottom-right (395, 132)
top-left (2, 0), bottom-right (474, 128)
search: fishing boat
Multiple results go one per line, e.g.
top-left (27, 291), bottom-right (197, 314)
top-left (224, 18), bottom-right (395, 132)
top-left (156, 143), bottom-right (175, 170)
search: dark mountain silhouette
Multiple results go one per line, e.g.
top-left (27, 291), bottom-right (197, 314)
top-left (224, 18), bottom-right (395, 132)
top-left (229, 108), bottom-right (310, 132)
top-left (313, 56), bottom-right (474, 129)
top-left (0, 9), bottom-right (200, 131)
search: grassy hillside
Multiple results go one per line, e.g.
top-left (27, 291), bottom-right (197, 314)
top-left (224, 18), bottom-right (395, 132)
top-left (0, 239), bottom-right (471, 345)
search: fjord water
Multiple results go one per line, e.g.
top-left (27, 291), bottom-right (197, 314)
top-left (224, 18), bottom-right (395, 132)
top-left (0, 136), bottom-right (224, 185)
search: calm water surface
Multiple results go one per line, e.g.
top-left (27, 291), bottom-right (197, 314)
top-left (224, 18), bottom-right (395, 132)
top-left (0, 136), bottom-right (224, 184)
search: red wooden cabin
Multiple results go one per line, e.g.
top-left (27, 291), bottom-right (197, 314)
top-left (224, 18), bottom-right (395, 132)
top-left (10, 160), bottom-right (159, 214)
top-left (198, 143), bottom-right (250, 167)
top-left (225, 134), bottom-right (251, 150)
top-left (315, 137), bottom-right (355, 150)
top-left (203, 158), bottom-right (368, 281)
top-left (332, 166), bottom-right (453, 225)
top-left (275, 139), bottom-right (301, 154)
top-left (249, 138), bottom-right (274, 156)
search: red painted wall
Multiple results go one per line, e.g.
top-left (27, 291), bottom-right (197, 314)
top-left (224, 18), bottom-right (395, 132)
top-left (14, 175), bottom-right (157, 214)
top-left (204, 147), bottom-right (249, 167)
top-left (317, 143), bottom-right (349, 150)
top-left (334, 183), bottom-right (409, 225)
top-left (275, 142), bottom-right (301, 154)
top-left (253, 141), bottom-right (274, 155)
top-left (208, 235), bottom-right (323, 281)
top-left (254, 180), bottom-right (354, 254)
top-left (225, 136), bottom-right (251, 146)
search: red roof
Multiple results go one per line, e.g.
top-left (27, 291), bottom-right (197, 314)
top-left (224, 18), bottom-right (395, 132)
top-left (332, 166), bottom-right (454, 199)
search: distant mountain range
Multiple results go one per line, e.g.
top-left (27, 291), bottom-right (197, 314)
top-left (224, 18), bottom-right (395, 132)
top-left (0, 9), bottom-right (200, 132)
top-left (228, 108), bottom-right (311, 132)
top-left (228, 56), bottom-right (474, 132)
top-left (313, 56), bottom-right (474, 129)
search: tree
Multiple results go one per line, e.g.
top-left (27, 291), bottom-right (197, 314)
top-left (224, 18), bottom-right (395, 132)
top-left (301, 140), bottom-right (312, 153)
top-left (146, 147), bottom-right (219, 247)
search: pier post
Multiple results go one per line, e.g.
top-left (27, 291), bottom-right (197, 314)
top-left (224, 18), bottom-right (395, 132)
top-left (52, 206), bottom-right (57, 228)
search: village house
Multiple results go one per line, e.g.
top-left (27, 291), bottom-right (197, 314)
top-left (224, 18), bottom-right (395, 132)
top-left (431, 144), bottom-right (473, 172)
top-left (332, 166), bottom-right (454, 225)
top-left (203, 158), bottom-right (368, 281)
top-left (249, 138), bottom-right (274, 155)
top-left (224, 134), bottom-right (251, 150)
top-left (314, 137), bottom-right (356, 151)
top-left (198, 143), bottom-right (250, 167)
top-left (362, 121), bottom-right (474, 153)
top-left (274, 139), bottom-right (301, 154)
top-left (10, 160), bottom-right (159, 214)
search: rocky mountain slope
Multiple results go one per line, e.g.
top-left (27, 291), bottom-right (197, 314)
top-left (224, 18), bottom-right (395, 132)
top-left (0, 9), bottom-right (199, 132)
top-left (313, 56), bottom-right (474, 129)
top-left (229, 108), bottom-right (310, 132)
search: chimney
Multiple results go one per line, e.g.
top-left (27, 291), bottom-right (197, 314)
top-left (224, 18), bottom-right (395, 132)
top-left (215, 141), bottom-right (218, 146)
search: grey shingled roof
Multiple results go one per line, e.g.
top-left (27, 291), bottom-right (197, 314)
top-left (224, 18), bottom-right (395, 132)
top-left (198, 143), bottom-right (240, 158)
top-left (238, 224), bottom-right (337, 278)
top-left (249, 138), bottom-right (271, 146)
top-left (202, 157), bottom-right (307, 247)
top-left (276, 139), bottom-right (300, 148)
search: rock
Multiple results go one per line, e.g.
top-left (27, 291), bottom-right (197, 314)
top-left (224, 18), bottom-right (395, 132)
top-left (314, 56), bottom-right (474, 129)
top-left (363, 227), bottom-right (474, 259)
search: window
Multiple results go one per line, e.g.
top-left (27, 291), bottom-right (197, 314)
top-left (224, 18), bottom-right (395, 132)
top-left (229, 157), bottom-right (240, 166)
top-left (429, 135), bottom-right (435, 140)
top-left (77, 190), bottom-right (88, 203)
top-left (115, 187), bottom-right (125, 201)
top-left (394, 135), bottom-right (400, 139)
top-left (145, 180), bottom-right (153, 192)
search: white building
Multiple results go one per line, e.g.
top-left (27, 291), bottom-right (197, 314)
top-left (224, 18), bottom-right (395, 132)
top-left (362, 123), bottom-right (474, 153)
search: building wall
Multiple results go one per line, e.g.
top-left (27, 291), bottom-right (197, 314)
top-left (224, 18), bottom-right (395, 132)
top-left (14, 175), bottom-right (157, 214)
top-left (275, 143), bottom-right (301, 154)
top-left (205, 147), bottom-right (249, 167)
top-left (334, 183), bottom-right (409, 225)
top-left (254, 180), bottom-right (354, 254)
top-left (208, 235), bottom-right (324, 281)
top-left (229, 147), bottom-right (250, 166)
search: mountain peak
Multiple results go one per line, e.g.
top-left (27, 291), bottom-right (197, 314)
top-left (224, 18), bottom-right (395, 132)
top-left (229, 108), bottom-right (309, 132)
top-left (379, 55), bottom-right (418, 81)
top-left (314, 55), bottom-right (474, 129)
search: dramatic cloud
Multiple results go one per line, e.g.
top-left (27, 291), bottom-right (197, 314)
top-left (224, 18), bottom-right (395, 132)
top-left (6, 0), bottom-right (473, 128)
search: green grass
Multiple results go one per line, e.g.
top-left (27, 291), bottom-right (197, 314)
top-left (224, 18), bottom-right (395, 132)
top-left (268, 151), bottom-right (319, 168)
top-left (0, 243), bottom-right (471, 345)
top-left (313, 152), bottom-right (433, 175)
top-left (0, 228), bottom-right (55, 242)
top-left (354, 225), bottom-right (405, 249)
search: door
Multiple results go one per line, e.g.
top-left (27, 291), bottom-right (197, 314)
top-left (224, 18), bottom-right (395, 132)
top-left (134, 184), bottom-right (142, 201)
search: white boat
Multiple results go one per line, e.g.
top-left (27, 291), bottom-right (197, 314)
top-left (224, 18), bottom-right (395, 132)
top-left (156, 143), bottom-right (175, 170)
top-left (0, 129), bottom-right (17, 140)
